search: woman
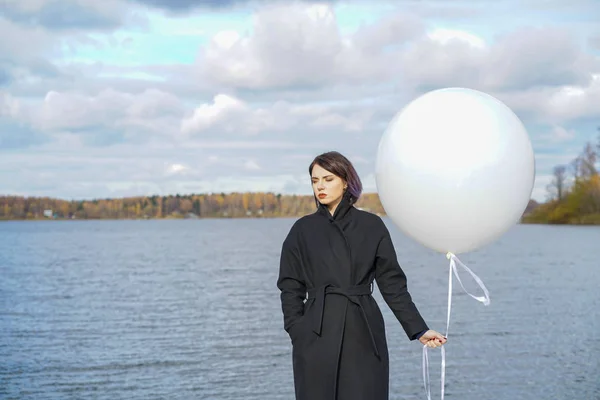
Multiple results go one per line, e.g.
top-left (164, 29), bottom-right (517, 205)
top-left (277, 151), bottom-right (447, 400)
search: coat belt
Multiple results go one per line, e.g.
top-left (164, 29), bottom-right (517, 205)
top-left (306, 283), bottom-right (380, 358)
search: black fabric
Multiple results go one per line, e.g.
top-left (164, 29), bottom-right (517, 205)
top-left (277, 191), bottom-right (429, 400)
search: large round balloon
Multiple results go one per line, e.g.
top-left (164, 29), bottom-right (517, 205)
top-left (375, 87), bottom-right (535, 255)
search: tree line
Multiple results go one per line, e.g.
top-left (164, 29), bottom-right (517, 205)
top-left (0, 192), bottom-right (390, 220)
top-left (523, 129), bottom-right (600, 225)
top-left (0, 190), bottom-right (540, 221)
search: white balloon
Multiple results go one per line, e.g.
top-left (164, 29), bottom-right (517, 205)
top-left (375, 87), bottom-right (535, 255)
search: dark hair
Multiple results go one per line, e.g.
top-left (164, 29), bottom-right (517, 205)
top-left (309, 151), bottom-right (362, 205)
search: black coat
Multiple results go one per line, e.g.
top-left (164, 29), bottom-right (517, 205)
top-left (277, 192), bottom-right (429, 400)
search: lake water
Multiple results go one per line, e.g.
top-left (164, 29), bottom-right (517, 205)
top-left (1, 219), bottom-right (598, 400)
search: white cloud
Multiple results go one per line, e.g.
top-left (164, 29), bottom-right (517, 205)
top-left (542, 73), bottom-right (600, 121)
top-left (485, 28), bottom-right (594, 90)
top-left (399, 26), bottom-right (598, 97)
top-left (399, 30), bottom-right (487, 89)
top-left (349, 11), bottom-right (425, 53)
top-left (496, 73), bottom-right (600, 123)
top-left (244, 159), bottom-right (260, 171)
top-left (201, 3), bottom-right (343, 89)
top-left (165, 162), bottom-right (190, 175)
top-left (199, 4), bottom-right (425, 89)
top-left (180, 93), bottom-right (374, 138)
top-left (427, 28), bottom-right (486, 49)
top-left (35, 88), bottom-right (184, 145)
top-left (180, 94), bottom-right (249, 135)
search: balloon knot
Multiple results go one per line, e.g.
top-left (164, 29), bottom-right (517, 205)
top-left (446, 252), bottom-right (453, 260)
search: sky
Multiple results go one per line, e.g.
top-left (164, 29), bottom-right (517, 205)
top-left (1, 0), bottom-right (599, 202)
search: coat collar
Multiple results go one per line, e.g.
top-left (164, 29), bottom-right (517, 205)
top-left (316, 191), bottom-right (354, 222)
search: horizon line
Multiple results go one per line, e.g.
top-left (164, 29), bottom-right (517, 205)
top-left (1, 191), bottom-right (542, 203)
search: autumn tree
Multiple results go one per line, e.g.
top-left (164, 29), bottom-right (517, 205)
top-left (524, 131), bottom-right (600, 225)
top-left (580, 142), bottom-right (598, 178)
top-left (242, 193), bottom-right (250, 212)
top-left (180, 199), bottom-right (193, 213)
top-left (547, 165), bottom-right (567, 201)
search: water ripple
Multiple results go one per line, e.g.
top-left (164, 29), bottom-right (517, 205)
top-left (0, 220), bottom-right (598, 399)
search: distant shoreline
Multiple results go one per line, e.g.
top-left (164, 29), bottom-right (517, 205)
top-left (2, 216), bottom-right (597, 226)
top-left (3, 191), bottom-right (598, 225)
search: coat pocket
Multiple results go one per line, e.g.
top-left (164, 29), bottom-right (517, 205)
top-left (288, 319), bottom-right (305, 344)
top-left (288, 299), bottom-right (315, 344)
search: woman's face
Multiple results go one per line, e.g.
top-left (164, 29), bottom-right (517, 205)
top-left (311, 164), bottom-right (346, 209)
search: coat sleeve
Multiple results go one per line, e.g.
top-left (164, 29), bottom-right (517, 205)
top-left (276, 226), bottom-right (306, 334)
top-left (374, 221), bottom-right (429, 340)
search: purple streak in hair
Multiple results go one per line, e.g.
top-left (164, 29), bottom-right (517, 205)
top-left (309, 151), bottom-right (363, 205)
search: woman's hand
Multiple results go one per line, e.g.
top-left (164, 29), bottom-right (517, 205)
top-left (418, 330), bottom-right (447, 348)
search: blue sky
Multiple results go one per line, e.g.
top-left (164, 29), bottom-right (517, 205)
top-left (1, 0), bottom-right (599, 201)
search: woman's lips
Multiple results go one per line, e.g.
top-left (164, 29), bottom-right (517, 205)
top-left (318, 193), bottom-right (327, 198)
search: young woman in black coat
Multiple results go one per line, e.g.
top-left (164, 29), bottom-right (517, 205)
top-left (277, 151), bottom-right (447, 400)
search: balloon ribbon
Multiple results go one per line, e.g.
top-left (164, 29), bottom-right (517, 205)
top-left (422, 252), bottom-right (491, 400)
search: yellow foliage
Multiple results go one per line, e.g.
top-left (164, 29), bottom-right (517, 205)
top-left (523, 172), bottom-right (600, 225)
top-left (0, 192), bottom-right (386, 220)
